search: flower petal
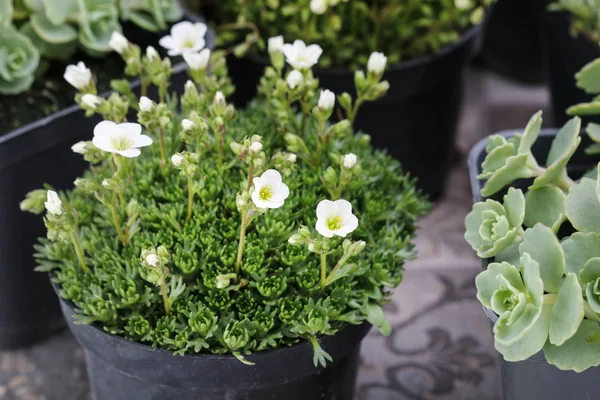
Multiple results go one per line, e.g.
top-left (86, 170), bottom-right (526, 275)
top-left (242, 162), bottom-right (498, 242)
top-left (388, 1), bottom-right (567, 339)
top-left (335, 199), bottom-right (353, 221)
top-left (251, 190), bottom-right (269, 209)
top-left (159, 35), bottom-right (176, 50)
top-left (293, 40), bottom-right (306, 51)
top-left (252, 177), bottom-right (264, 190)
top-left (317, 200), bottom-right (337, 220)
top-left (307, 44), bottom-right (323, 61)
top-left (316, 218), bottom-right (334, 238)
top-left (171, 21), bottom-right (194, 39)
top-left (192, 23), bottom-right (207, 39)
top-left (187, 39), bottom-right (206, 54)
top-left (94, 120), bottom-right (117, 139)
top-left (118, 122), bottom-right (142, 137)
top-left (92, 136), bottom-right (114, 153)
top-left (336, 215), bottom-right (359, 237)
top-left (261, 169), bottom-right (282, 188)
top-left (117, 148), bottom-right (141, 158)
top-left (134, 134), bottom-right (153, 148)
top-left (270, 182), bottom-right (290, 202)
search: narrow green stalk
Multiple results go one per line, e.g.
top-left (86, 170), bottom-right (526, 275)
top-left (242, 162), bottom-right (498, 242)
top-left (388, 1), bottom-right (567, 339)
top-left (70, 232), bottom-right (88, 273)
top-left (110, 194), bottom-right (127, 244)
top-left (158, 127), bottom-right (167, 165)
top-left (186, 175), bottom-right (194, 221)
top-left (112, 155), bottom-right (125, 205)
top-left (349, 97), bottom-right (365, 125)
top-left (320, 253), bottom-right (327, 288)
top-left (141, 78), bottom-right (149, 97)
top-left (324, 253), bottom-right (352, 286)
top-left (217, 127), bottom-right (224, 168)
top-left (235, 212), bottom-right (248, 276)
top-left (160, 279), bottom-right (170, 315)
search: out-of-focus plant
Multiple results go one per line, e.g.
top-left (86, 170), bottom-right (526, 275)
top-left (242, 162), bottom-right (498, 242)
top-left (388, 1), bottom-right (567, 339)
top-left (550, 0), bottom-right (600, 42)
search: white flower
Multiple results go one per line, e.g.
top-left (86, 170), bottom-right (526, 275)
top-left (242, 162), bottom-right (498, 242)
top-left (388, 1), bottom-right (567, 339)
top-left (139, 96), bottom-right (154, 112)
top-left (109, 31), bottom-right (129, 54)
top-left (282, 40), bottom-right (323, 69)
top-left (214, 91), bottom-right (225, 106)
top-left (64, 62), bottom-right (92, 90)
top-left (146, 46), bottom-right (159, 60)
top-left (287, 70), bottom-right (303, 89)
top-left (455, 0), bottom-right (471, 9)
top-left (92, 121), bottom-right (153, 158)
top-left (367, 52), bottom-right (387, 74)
top-left (171, 154), bottom-right (185, 167)
top-left (159, 21), bottom-right (207, 56)
top-left (101, 179), bottom-right (111, 189)
top-left (44, 191), bottom-right (63, 216)
top-left (342, 153), bottom-right (357, 169)
top-left (185, 80), bottom-right (195, 92)
top-left (183, 48), bottom-right (211, 70)
top-left (251, 169), bottom-right (290, 209)
top-left (315, 199), bottom-right (359, 238)
top-left (310, 0), bottom-right (327, 14)
top-left (71, 141), bottom-right (88, 154)
top-left (181, 119), bottom-right (195, 131)
top-left (318, 89), bottom-right (335, 110)
top-left (249, 141), bottom-right (263, 154)
top-left (146, 254), bottom-right (160, 267)
top-left (81, 94), bottom-right (102, 109)
top-left (286, 153), bottom-right (297, 163)
top-left (268, 35), bottom-right (284, 55)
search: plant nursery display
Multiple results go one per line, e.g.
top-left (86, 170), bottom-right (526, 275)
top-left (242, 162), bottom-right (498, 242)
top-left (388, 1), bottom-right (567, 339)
top-left (543, 0), bottom-right (600, 126)
top-left (191, 0), bottom-right (495, 199)
top-left (466, 109), bottom-right (600, 398)
top-left (21, 27), bottom-right (429, 398)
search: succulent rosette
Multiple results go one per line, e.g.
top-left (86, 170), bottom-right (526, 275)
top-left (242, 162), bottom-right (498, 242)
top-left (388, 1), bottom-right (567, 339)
top-left (0, 26), bottom-right (40, 94)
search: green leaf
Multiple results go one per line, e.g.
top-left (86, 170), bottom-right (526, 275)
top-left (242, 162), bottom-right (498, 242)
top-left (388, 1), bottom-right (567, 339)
top-left (565, 178), bottom-right (600, 234)
top-left (503, 187), bottom-right (525, 227)
top-left (125, 10), bottom-right (162, 32)
top-left (524, 185), bottom-right (566, 229)
top-left (585, 143), bottom-right (600, 155)
top-left (478, 142), bottom-right (515, 179)
top-left (517, 110), bottom-right (543, 155)
top-left (495, 302), bottom-right (552, 362)
top-left (20, 22), bottom-right (77, 60)
top-left (562, 233), bottom-right (600, 275)
top-left (476, 262), bottom-right (525, 308)
top-left (587, 123), bottom-right (600, 143)
top-left (0, 74), bottom-right (34, 94)
top-left (328, 263), bottom-right (358, 284)
top-left (575, 58), bottom-right (600, 94)
top-left (549, 273), bottom-right (584, 346)
top-left (578, 257), bottom-right (600, 285)
top-left (0, 0), bottom-right (12, 26)
top-left (464, 200), bottom-right (520, 258)
top-left (544, 320), bottom-right (600, 372)
top-left (42, 0), bottom-right (77, 25)
top-left (23, 0), bottom-right (43, 12)
top-left (31, 12), bottom-right (77, 44)
top-left (480, 154), bottom-right (535, 197)
top-left (568, 101), bottom-right (600, 116)
top-left (519, 224), bottom-right (565, 293)
top-left (364, 302), bottom-right (391, 336)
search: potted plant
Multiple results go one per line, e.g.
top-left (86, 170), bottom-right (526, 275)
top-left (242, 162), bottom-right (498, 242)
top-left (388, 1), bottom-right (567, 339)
top-left (542, 0), bottom-right (600, 126)
top-left (187, 0), bottom-right (495, 199)
top-left (0, 0), bottom-right (213, 349)
top-left (21, 28), bottom-right (430, 399)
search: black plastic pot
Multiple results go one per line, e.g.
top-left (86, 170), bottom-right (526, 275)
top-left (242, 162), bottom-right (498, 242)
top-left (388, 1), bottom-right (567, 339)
top-left (541, 5), bottom-right (600, 127)
top-left (228, 21), bottom-right (486, 200)
top-left (0, 13), bottom-right (214, 350)
top-left (56, 294), bottom-right (370, 400)
top-left (468, 129), bottom-right (598, 400)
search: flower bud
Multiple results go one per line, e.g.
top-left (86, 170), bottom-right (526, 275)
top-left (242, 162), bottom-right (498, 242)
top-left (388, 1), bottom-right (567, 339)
top-left (126, 198), bottom-right (140, 216)
top-left (287, 70), bottom-right (303, 89)
top-left (183, 48), bottom-right (211, 70)
top-left (342, 153), bottom-right (358, 169)
top-left (349, 240), bottom-right (366, 256)
top-left (44, 190), bottom-right (63, 216)
top-left (268, 36), bottom-right (284, 55)
top-left (146, 46), bottom-right (159, 60)
top-left (64, 62), bottom-right (92, 90)
top-left (146, 254), bottom-right (160, 267)
top-left (171, 153), bottom-right (185, 167)
top-left (109, 31), bottom-right (129, 54)
top-left (139, 96), bottom-right (153, 112)
top-left (230, 141), bottom-right (245, 156)
top-left (367, 52), bottom-right (387, 74)
top-left (214, 91), bottom-right (226, 106)
top-left (310, 0), bottom-right (327, 14)
top-left (181, 119), bottom-right (195, 131)
top-left (288, 234), bottom-right (305, 246)
top-left (81, 94), bottom-right (102, 109)
top-left (318, 89), bottom-right (335, 110)
top-left (249, 141), bottom-right (263, 154)
top-left (71, 141), bottom-right (88, 155)
top-left (185, 80), bottom-right (196, 92)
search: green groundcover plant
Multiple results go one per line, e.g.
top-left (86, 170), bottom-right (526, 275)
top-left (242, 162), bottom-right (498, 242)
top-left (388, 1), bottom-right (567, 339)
top-left (465, 56), bottom-right (600, 371)
top-left (22, 29), bottom-right (429, 365)
top-left (550, 0), bottom-right (600, 42)
top-left (194, 0), bottom-right (494, 69)
top-left (0, 0), bottom-right (182, 94)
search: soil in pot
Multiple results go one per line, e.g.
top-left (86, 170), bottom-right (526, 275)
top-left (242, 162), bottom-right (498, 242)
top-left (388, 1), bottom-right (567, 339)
top-left (0, 14), bottom-right (212, 350)
top-left (57, 293), bottom-right (370, 400)
top-left (468, 130), bottom-right (599, 400)
top-left (541, 6), bottom-right (600, 127)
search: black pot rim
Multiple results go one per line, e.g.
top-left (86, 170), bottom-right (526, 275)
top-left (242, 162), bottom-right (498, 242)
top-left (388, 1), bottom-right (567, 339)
top-left (245, 11), bottom-right (488, 75)
top-left (52, 278), bottom-right (371, 362)
top-left (467, 128), bottom-right (562, 326)
top-left (0, 10), bottom-right (214, 154)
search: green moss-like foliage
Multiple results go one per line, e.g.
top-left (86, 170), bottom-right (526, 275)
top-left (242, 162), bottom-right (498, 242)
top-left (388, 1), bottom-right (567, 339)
top-left (35, 100), bottom-right (428, 358)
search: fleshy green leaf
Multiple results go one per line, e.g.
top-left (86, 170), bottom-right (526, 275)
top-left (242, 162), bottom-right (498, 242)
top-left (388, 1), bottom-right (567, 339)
top-left (562, 233), bottom-right (600, 275)
top-left (587, 123), bottom-right (600, 143)
top-left (575, 58), bottom-right (600, 94)
top-left (0, 0), bottom-right (12, 26)
top-left (476, 261), bottom-right (525, 308)
top-left (524, 185), bottom-right (566, 229)
top-left (567, 101), bottom-right (600, 116)
top-left (549, 273), bottom-right (584, 346)
top-left (42, 0), bottom-right (77, 25)
top-left (495, 302), bottom-right (552, 362)
top-left (544, 320), bottom-right (600, 372)
top-left (519, 224), bottom-right (565, 293)
top-left (480, 154), bottom-right (535, 197)
top-left (503, 187), bottom-right (525, 228)
top-left (517, 111), bottom-right (543, 155)
top-left (364, 302), bottom-right (391, 336)
top-left (565, 178), bottom-right (600, 234)
top-left (31, 12), bottom-right (77, 43)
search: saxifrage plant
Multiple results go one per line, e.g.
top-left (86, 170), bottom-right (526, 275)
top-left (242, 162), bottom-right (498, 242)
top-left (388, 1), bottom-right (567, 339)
top-left (0, 0), bottom-right (182, 94)
top-left (550, 0), bottom-right (600, 42)
top-left (465, 105), bottom-right (600, 372)
top-left (200, 0), bottom-right (495, 69)
top-left (21, 26), bottom-right (429, 365)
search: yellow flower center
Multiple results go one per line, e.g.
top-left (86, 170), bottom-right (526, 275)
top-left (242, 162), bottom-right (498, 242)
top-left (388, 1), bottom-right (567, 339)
top-left (181, 39), bottom-right (195, 49)
top-left (326, 215), bottom-right (342, 231)
top-left (259, 186), bottom-right (273, 201)
top-left (110, 135), bottom-right (134, 151)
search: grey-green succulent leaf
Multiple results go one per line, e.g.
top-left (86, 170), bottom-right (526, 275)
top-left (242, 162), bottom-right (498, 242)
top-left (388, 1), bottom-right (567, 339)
top-left (549, 273), bottom-right (584, 346)
top-left (544, 320), bottom-right (600, 372)
top-left (579, 258), bottom-right (600, 314)
top-left (517, 110), bottom-right (543, 155)
top-left (562, 232), bottom-right (600, 276)
top-left (476, 253), bottom-right (544, 347)
top-left (567, 101), bottom-right (600, 116)
top-left (523, 185), bottom-right (566, 230)
top-left (575, 58), bottom-right (600, 94)
top-left (565, 177), bottom-right (600, 234)
top-left (31, 12), bottom-right (78, 44)
top-left (0, 25), bottom-right (40, 94)
top-left (519, 224), bottom-right (565, 293)
top-left (0, 0), bottom-right (12, 26)
top-left (464, 187), bottom-right (525, 258)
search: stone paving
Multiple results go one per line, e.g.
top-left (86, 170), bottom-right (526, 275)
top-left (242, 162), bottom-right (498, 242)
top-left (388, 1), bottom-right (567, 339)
top-left (0, 69), bottom-right (551, 400)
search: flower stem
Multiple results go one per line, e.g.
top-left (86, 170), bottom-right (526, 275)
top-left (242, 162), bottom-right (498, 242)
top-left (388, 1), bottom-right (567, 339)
top-left (70, 232), bottom-right (88, 273)
top-left (158, 126), bottom-right (167, 165)
top-left (235, 211), bottom-right (248, 276)
top-left (320, 253), bottom-right (327, 288)
top-left (160, 279), bottom-right (170, 315)
top-left (324, 253), bottom-right (352, 286)
top-left (110, 194), bottom-right (127, 244)
top-left (186, 175), bottom-right (194, 221)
